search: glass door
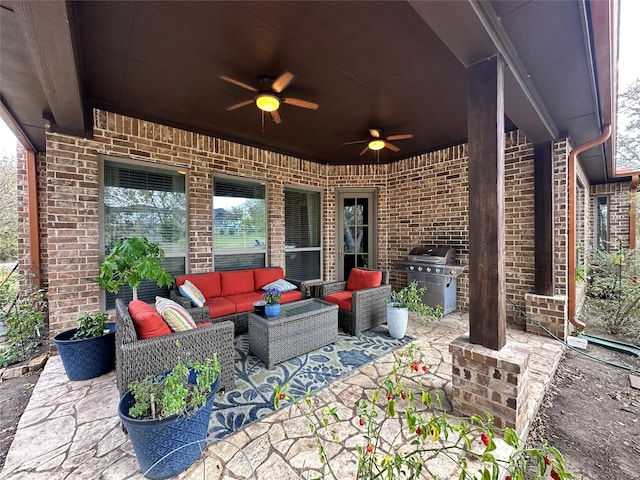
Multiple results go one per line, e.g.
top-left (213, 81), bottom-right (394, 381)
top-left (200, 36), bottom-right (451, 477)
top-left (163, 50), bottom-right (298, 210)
top-left (336, 190), bottom-right (377, 281)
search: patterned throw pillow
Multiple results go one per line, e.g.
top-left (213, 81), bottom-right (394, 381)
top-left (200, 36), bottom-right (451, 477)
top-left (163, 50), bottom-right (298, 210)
top-left (261, 278), bottom-right (298, 292)
top-left (179, 279), bottom-right (206, 307)
top-left (155, 297), bottom-right (197, 331)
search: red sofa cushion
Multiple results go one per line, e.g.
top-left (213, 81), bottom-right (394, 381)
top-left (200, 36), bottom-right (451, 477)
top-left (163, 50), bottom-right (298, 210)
top-left (226, 292), bottom-right (264, 312)
top-left (128, 300), bottom-right (172, 339)
top-left (176, 272), bottom-right (221, 299)
top-left (346, 268), bottom-right (382, 291)
top-left (203, 297), bottom-right (236, 318)
top-left (280, 290), bottom-right (303, 304)
top-left (220, 269), bottom-right (255, 296)
top-left (195, 322), bottom-right (213, 328)
top-left (324, 291), bottom-right (352, 311)
top-left (253, 267), bottom-right (284, 289)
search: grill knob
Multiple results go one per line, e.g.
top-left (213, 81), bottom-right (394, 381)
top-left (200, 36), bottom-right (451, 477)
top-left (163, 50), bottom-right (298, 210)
top-left (418, 266), bottom-right (423, 271)
top-left (426, 267), bottom-right (431, 272)
top-left (409, 266), bottom-right (414, 270)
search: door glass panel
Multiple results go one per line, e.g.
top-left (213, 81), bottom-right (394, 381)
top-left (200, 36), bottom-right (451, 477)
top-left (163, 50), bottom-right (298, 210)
top-left (341, 196), bottom-right (371, 280)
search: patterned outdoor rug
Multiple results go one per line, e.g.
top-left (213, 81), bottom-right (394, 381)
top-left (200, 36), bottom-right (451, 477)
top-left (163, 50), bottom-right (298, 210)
top-left (208, 326), bottom-right (412, 439)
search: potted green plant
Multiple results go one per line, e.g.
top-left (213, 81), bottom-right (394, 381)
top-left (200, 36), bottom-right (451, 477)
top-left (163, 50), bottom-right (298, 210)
top-left (53, 312), bottom-right (116, 380)
top-left (386, 281), bottom-right (442, 339)
top-left (118, 355), bottom-right (221, 479)
top-left (98, 237), bottom-right (174, 300)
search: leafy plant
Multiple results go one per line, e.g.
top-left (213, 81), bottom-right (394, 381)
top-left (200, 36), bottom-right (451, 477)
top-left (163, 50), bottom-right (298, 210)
top-left (263, 287), bottom-right (282, 304)
top-left (0, 283), bottom-right (46, 368)
top-left (274, 343), bottom-right (573, 480)
top-left (388, 281), bottom-right (443, 320)
top-left (126, 355), bottom-right (221, 420)
top-left (98, 237), bottom-right (173, 300)
top-left (71, 312), bottom-right (109, 340)
top-left (586, 246), bottom-right (640, 339)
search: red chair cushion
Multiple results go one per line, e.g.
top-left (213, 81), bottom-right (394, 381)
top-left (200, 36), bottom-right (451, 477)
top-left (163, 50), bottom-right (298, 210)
top-left (220, 269), bottom-right (255, 296)
top-left (346, 268), bottom-right (382, 291)
top-left (253, 267), bottom-right (284, 289)
top-left (203, 297), bottom-right (236, 318)
top-left (195, 322), bottom-right (213, 328)
top-left (176, 272), bottom-right (221, 299)
top-left (128, 300), bottom-right (172, 339)
top-left (324, 291), bottom-right (353, 311)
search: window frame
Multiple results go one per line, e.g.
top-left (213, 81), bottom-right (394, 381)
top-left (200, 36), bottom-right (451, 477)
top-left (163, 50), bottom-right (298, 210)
top-left (98, 155), bottom-right (190, 309)
top-left (284, 184), bottom-right (323, 281)
top-left (594, 195), bottom-right (609, 251)
top-left (212, 173), bottom-right (268, 270)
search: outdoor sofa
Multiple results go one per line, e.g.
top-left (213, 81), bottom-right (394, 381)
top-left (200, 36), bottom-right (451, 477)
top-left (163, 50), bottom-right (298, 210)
top-left (321, 268), bottom-right (391, 336)
top-left (114, 298), bottom-right (236, 396)
top-left (170, 267), bottom-right (314, 334)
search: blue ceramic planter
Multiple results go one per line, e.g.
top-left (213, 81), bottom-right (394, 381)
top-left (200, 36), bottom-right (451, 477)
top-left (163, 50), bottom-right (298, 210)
top-left (265, 302), bottom-right (281, 317)
top-left (53, 326), bottom-right (116, 381)
top-left (119, 375), bottom-right (220, 479)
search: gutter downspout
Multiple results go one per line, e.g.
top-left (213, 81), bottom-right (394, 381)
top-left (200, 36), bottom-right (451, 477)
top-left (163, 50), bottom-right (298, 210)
top-left (568, 125), bottom-right (612, 329)
top-left (630, 175), bottom-right (639, 251)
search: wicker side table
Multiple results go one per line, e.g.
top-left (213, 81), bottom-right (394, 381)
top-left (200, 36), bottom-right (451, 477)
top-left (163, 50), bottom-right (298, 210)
top-left (248, 299), bottom-right (338, 368)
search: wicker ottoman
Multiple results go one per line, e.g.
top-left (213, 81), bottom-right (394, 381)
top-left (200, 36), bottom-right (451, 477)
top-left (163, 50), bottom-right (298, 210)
top-left (248, 298), bottom-right (339, 368)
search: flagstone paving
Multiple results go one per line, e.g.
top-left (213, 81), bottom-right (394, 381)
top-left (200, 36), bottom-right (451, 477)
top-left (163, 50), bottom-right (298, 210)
top-left (0, 313), bottom-right (564, 479)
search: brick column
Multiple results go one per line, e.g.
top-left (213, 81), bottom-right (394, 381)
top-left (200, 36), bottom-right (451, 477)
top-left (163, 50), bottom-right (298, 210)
top-left (449, 334), bottom-right (530, 434)
top-left (524, 293), bottom-right (568, 340)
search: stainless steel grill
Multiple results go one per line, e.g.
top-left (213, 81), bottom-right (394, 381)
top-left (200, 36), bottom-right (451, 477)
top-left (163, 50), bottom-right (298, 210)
top-left (392, 245), bottom-right (467, 315)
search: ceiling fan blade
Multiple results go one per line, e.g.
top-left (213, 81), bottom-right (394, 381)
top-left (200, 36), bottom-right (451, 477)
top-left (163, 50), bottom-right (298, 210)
top-left (220, 76), bottom-right (258, 92)
top-left (369, 128), bottom-right (381, 138)
top-left (226, 99), bottom-right (254, 111)
top-left (341, 139), bottom-right (368, 145)
top-left (272, 71), bottom-right (296, 93)
top-left (358, 146), bottom-right (370, 156)
top-left (385, 142), bottom-right (400, 152)
top-left (282, 97), bottom-right (319, 110)
top-left (270, 110), bottom-right (282, 124)
top-left (386, 133), bottom-right (413, 141)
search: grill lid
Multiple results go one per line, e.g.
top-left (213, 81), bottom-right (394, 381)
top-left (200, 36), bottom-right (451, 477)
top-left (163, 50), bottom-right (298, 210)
top-left (408, 245), bottom-right (456, 264)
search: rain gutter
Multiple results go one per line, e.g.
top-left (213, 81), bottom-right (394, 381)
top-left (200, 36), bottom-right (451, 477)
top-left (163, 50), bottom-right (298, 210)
top-left (568, 125), bottom-right (612, 329)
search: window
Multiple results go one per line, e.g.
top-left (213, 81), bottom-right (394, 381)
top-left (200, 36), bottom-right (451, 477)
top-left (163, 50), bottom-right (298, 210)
top-left (101, 158), bottom-right (188, 308)
top-left (213, 176), bottom-right (266, 270)
top-left (285, 187), bottom-right (321, 280)
top-left (595, 196), bottom-right (609, 251)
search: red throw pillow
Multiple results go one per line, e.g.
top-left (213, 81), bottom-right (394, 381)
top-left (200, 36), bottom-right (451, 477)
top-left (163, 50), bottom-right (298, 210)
top-left (346, 268), bottom-right (382, 291)
top-left (128, 300), bottom-right (172, 339)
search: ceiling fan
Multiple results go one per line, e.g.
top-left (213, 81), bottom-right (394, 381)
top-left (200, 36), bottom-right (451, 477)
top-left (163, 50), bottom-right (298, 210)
top-left (220, 71), bottom-right (319, 125)
top-left (342, 128), bottom-right (414, 156)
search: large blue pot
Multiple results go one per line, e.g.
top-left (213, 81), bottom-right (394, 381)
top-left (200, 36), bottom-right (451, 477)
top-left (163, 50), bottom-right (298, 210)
top-left (265, 302), bottom-right (281, 317)
top-left (119, 375), bottom-right (220, 479)
top-left (53, 326), bottom-right (116, 381)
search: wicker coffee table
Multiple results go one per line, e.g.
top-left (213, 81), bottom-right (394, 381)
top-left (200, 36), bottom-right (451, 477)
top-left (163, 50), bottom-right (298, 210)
top-left (248, 298), bottom-right (339, 368)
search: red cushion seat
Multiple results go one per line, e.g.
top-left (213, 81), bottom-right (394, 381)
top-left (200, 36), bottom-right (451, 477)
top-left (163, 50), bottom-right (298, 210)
top-left (324, 291), bottom-right (353, 311)
top-left (203, 296), bottom-right (236, 318)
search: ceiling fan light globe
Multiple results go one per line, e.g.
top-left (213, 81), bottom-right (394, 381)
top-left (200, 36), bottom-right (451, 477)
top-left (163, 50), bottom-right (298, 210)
top-left (255, 93), bottom-right (280, 112)
top-left (368, 139), bottom-right (386, 151)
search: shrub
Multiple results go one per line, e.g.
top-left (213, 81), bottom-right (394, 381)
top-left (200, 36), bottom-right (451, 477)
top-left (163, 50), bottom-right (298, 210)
top-left (0, 283), bottom-right (46, 368)
top-left (274, 344), bottom-right (573, 480)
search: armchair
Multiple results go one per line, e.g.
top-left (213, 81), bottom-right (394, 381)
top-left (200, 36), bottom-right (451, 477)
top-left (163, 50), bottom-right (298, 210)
top-left (321, 268), bottom-right (391, 336)
top-left (114, 298), bottom-right (235, 397)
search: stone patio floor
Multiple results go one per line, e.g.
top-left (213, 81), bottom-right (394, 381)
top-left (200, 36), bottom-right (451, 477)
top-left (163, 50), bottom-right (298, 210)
top-left (0, 312), bottom-right (565, 479)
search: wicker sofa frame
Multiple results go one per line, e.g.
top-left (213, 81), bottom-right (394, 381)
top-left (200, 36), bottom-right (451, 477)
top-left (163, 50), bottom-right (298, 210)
top-left (114, 298), bottom-right (236, 397)
top-left (320, 269), bottom-right (391, 336)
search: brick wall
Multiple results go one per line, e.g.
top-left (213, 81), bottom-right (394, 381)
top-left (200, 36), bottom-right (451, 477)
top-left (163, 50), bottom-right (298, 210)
top-left (30, 109), bottom-right (572, 336)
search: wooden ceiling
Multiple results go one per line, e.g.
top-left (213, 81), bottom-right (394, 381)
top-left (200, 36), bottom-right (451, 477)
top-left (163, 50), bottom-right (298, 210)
top-left (0, 1), bottom-right (617, 182)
